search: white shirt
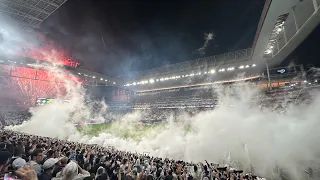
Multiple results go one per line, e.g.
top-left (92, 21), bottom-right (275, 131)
top-left (29, 160), bottom-right (42, 175)
top-left (53, 170), bottom-right (90, 180)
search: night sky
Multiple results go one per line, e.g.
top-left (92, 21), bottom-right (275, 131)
top-left (282, 25), bottom-right (320, 68)
top-left (40, 0), bottom-right (266, 77)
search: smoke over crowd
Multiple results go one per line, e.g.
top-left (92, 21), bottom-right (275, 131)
top-left (1, 9), bottom-right (320, 180)
top-left (5, 69), bottom-right (320, 180)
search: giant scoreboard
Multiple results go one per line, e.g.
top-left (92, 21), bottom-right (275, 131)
top-left (36, 98), bottom-right (55, 106)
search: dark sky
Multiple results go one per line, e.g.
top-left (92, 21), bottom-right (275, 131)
top-left (40, 0), bottom-right (265, 77)
top-left (282, 25), bottom-right (320, 68)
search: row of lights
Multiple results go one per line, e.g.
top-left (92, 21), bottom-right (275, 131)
top-left (4, 60), bottom-right (118, 85)
top-left (77, 73), bottom-right (116, 84)
top-left (124, 64), bottom-right (256, 87)
top-left (264, 22), bottom-right (285, 55)
top-left (7, 60), bottom-right (24, 65)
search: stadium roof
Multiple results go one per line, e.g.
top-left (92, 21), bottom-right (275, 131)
top-left (251, 0), bottom-right (320, 68)
top-left (0, 0), bottom-right (67, 31)
top-left (132, 48), bottom-right (254, 80)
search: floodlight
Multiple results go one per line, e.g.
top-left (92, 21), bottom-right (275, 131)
top-left (277, 28), bottom-right (282, 32)
top-left (265, 49), bottom-right (272, 54)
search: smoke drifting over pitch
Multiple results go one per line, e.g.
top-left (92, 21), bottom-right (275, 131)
top-left (2, 12), bottom-right (320, 180)
top-left (8, 69), bottom-right (320, 180)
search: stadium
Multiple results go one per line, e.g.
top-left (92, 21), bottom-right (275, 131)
top-left (0, 0), bottom-right (320, 180)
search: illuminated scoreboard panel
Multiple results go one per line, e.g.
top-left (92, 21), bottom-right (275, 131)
top-left (36, 98), bottom-right (55, 106)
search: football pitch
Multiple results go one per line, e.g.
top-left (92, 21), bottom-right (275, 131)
top-left (76, 122), bottom-right (167, 141)
top-left (76, 122), bottom-right (193, 141)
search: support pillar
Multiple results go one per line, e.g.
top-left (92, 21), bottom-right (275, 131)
top-left (266, 61), bottom-right (272, 91)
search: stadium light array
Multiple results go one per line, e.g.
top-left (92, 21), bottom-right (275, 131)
top-left (124, 64), bottom-right (257, 86)
top-left (265, 49), bottom-right (272, 54)
top-left (227, 67), bottom-right (234, 71)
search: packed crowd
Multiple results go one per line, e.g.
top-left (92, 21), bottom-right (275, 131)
top-left (0, 130), bottom-right (264, 180)
top-left (0, 110), bottom-right (31, 128)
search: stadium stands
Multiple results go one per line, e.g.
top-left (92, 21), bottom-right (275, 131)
top-left (0, 110), bottom-right (30, 127)
top-left (0, 130), bottom-right (265, 180)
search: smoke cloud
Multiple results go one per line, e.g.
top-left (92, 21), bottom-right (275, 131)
top-left (2, 10), bottom-right (320, 180)
top-left (7, 73), bottom-right (320, 180)
top-left (196, 32), bottom-right (214, 56)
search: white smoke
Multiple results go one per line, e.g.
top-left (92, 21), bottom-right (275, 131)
top-left (197, 32), bottom-right (214, 56)
top-left (0, 16), bottom-right (39, 56)
top-left (2, 13), bottom-right (320, 180)
top-left (7, 78), bottom-right (320, 179)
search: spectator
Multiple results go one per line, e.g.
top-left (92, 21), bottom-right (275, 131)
top-left (39, 158), bottom-right (59, 180)
top-left (11, 146), bottom-right (27, 170)
top-left (0, 130), bottom-right (265, 180)
top-left (15, 166), bottom-right (38, 180)
top-left (29, 149), bottom-right (44, 175)
top-left (53, 157), bottom-right (67, 178)
top-left (53, 161), bottom-right (90, 180)
top-left (0, 149), bottom-right (13, 178)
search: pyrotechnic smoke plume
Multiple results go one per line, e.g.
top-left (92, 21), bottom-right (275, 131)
top-left (197, 32), bottom-right (214, 56)
top-left (3, 13), bottom-right (320, 180)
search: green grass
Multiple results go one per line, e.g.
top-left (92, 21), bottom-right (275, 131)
top-left (77, 122), bottom-right (167, 141)
top-left (77, 121), bottom-right (195, 142)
